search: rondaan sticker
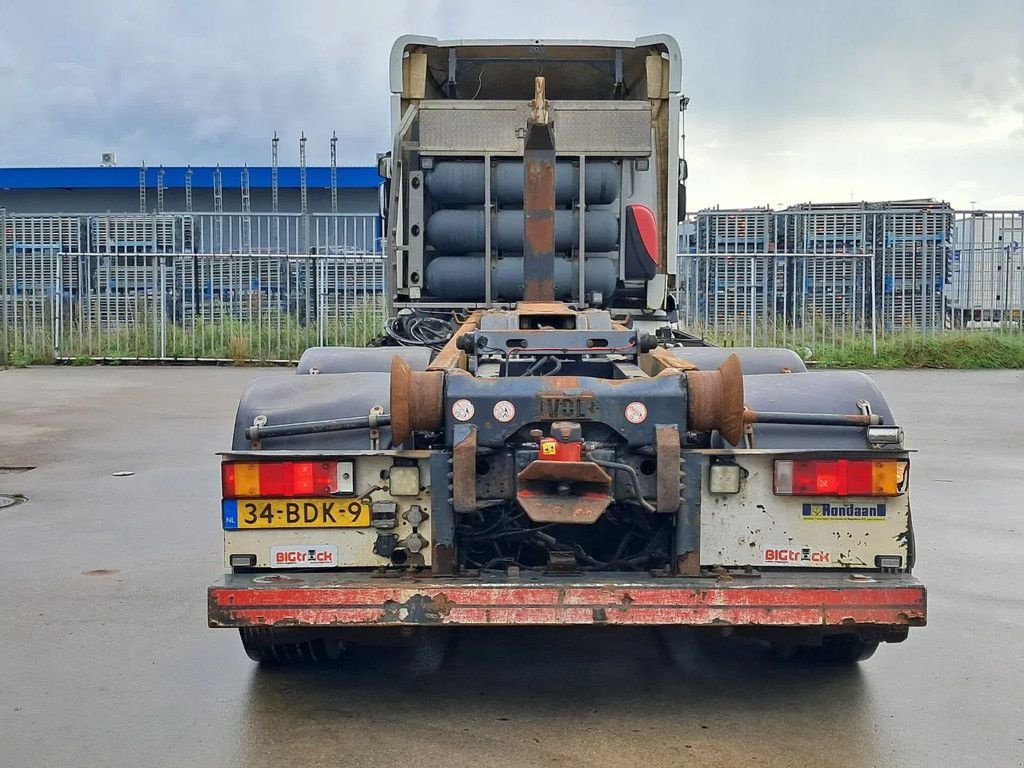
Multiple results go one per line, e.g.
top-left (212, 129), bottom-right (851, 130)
top-left (802, 502), bottom-right (886, 521)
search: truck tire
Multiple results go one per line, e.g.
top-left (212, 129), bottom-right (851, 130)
top-left (770, 635), bottom-right (879, 664)
top-left (405, 629), bottom-right (453, 677)
top-left (239, 628), bottom-right (345, 666)
top-left (819, 635), bottom-right (879, 664)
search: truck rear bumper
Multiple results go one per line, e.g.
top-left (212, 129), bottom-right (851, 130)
top-left (208, 571), bottom-right (926, 630)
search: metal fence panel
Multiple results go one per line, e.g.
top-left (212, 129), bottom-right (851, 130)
top-left (1, 212), bottom-right (386, 363)
top-left (947, 211), bottom-right (1024, 329)
top-left (4, 206), bottom-right (1022, 364)
top-left (677, 252), bottom-right (877, 353)
top-left (688, 204), bottom-right (960, 337)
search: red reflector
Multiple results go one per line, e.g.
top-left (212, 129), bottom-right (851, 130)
top-left (222, 463), bottom-right (236, 497)
top-left (623, 204), bottom-right (660, 280)
top-left (629, 204), bottom-right (659, 264)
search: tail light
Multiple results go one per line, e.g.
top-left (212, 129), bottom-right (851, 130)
top-left (773, 458), bottom-right (907, 497)
top-left (222, 461), bottom-right (353, 498)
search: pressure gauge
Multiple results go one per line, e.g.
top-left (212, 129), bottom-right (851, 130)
top-left (492, 400), bottom-right (516, 423)
top-left (624, 401), bottom-right (648, 424)
top-left (451, 399), bottom-right (475, 422)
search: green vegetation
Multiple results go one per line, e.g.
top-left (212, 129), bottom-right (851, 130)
top-left (4, 304), bottom-right (1023, 369)
top-left (2, 299), bottom-right (385, 366)
top-left (810, 331), bottom-right (1024, 369)
top-left (9, 349), bottom-right (36, 368)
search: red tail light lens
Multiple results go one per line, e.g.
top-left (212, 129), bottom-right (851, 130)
top-left (774, 459), bottom-right (907, 497)
top-left (222, 461), bottom-right (342, 498)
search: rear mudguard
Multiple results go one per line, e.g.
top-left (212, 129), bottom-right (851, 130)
top-left (720, 370), bottom-right (898, 449)
top-left (233, 372), bottom-right (394, 450)
top-left (668, 346), bottom-right (807, 374)
top-left (295, 345), bottom-right (431, 375)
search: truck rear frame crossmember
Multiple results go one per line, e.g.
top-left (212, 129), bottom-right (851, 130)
top-left (209, 572), bottom-right (926, 630)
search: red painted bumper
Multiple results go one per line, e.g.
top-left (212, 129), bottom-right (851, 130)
top-left (208, 572), bottom-right (926, 629)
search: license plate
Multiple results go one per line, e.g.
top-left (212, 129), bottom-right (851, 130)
top-left (222, 498), bottom-right (370, 529)
top-left (539, 395), bottom-right (597, 420)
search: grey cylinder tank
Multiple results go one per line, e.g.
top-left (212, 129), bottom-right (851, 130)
top-left (668, 347), bottom-right (808, 374)
top-left (425, 255), bottom-right (618, 301)
top-left (424, 160), bottom-right (619, 206)
top-left (713, 370), bottom-right (897, 449)
top-left (296, 346), bottom-right (431, 375)
top-left (426, 209), bottom-right (619, 253)
top-left (233, 372), bottom-right (394, 451)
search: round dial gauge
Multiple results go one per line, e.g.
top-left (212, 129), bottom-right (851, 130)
top-left (493, 400), bottom-right (516, 423)
top-left (624, 401), bottom-right (648, 424)
top-left (451, 399), bottom-right (475, 421)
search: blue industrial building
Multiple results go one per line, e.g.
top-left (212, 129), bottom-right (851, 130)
top-left (0, 165), bottom-right (381, 214)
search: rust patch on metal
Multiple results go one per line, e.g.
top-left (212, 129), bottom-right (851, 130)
top-left (516, 301), bottom-right (575, 316)
top-left (452, 426), bottom-right (478, 513)
top-left (428, 312), bottom-right (481, 371)
top-left (516, 460), bottom-right (612, 523)
top-left (253, 574), bottom-right (304, 584)
top-left (522, 76), bottom-right (556, 304)
top-left (655, 425), bottom-right (681, 514)
top-left (676, 552), bottom-right (701, 577)
top-left (686, 353), bottom-right (745, 445)
top-left (380, 593), bottom-right (455, 624)
top-left (390, 355), bottom-right (444, 445)
top-left (647, 346), bottom-right (698, 373)
top-left (431, 544), bottom-right (456, 575)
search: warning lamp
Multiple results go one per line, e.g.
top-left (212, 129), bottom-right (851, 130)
top-left (773, 458), bottom-right (907, 497)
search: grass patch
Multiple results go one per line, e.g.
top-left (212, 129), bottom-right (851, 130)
top-left (9, 350), bottom-right (36, 368)
top-left (811, 331), bottom-right (1024, 369)
top-left (2, 298), bottom-right (385, 365)
top-left (5, 302), bottom-right (1022, 370)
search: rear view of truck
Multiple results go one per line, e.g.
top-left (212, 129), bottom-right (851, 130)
top-left (208, 35), bottom-right (925, 665)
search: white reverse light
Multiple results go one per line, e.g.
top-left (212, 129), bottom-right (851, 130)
top-left (708, 463), bottom-right (742, 494)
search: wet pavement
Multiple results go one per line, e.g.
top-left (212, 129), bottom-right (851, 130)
top-left (0, 366), bottom-right (1022, 768)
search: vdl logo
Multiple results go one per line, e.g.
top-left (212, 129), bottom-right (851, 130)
top-left (802, 502), bottom-right (887, 521)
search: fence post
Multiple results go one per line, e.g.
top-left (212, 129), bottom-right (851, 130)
top-left (870, 252), bottom-right (878, 357)
top-left (159, 250), bottom-right (167, 360)
top-left (53, 246), bottom-right (61, 358)
top-left (0, 207), bottom-right (7, 366)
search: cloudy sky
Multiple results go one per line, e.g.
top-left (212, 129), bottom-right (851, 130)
top-left (0, 0), bottom-right (1021, 210)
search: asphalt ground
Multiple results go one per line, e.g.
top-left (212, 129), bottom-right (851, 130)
top-left (0, 366), bottom-right (1022, 768)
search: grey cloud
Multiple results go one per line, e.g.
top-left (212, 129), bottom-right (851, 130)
top-left (0, 0), bottom-right (1020, 209)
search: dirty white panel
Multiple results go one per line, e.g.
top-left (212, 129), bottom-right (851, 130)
top-left (699, 454), bottom-right (911, 569)
top-left (223, 455), bottom-right (432, 568)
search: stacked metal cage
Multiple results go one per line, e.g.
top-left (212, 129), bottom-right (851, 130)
top-left (688, 207), bottom-right (774, 332)
top-left (776, 203), bottom-right (873, 326)
top-left (876, 200), bottom-right (952, 330)
top-left (688, 200), bottom-right (954, 336)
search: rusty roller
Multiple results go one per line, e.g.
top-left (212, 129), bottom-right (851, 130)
top-left (685, 353), bottom-right (746, 446)
top-left (390, 356), bottom-right (445, 445)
